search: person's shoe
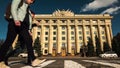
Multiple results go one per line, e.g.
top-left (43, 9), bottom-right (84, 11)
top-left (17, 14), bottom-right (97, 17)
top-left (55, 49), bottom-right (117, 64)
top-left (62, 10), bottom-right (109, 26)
top-left (31, 59), bottom-right (46, 66)
top-left (0, 61), bottom-right (10, 68)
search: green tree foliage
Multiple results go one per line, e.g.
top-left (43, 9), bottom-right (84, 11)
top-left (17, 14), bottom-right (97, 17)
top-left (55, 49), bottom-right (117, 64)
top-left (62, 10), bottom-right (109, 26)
top-left (95, 36), bottom-right (102, 56)
top-left (103, 42), bottom-right (111, 52)
top-left (87, 38), bottom-right (95, 57)
top-left (112, 33), bottom-right (120, 57)
top-left (34, 37), bottom-right (42, 57)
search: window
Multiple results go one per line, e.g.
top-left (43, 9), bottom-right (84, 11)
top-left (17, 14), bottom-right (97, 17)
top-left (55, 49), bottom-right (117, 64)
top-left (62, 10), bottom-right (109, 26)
top-left (53, 20), bottom-right (57, 23)
top-left (78, 26), bottom-right (82, 30)
top-left (53, 26), bottom-right (57, 29)
top-left (62, 43), bottom-right (65, 48)
top-left (71, 31), bottom-right (74, 35)
top-left (71, 37), bottom-right (74, 40)
top-left (62, 37), bottom-right (65, 40)
top-left (61, 20), bottom-right (66, 23)
top-left (79, 36), bottom-right (82, 40)
top-left (45, 20), bottom-right (49, 23)
top-left (37, 32), bottom-right (40, 35)
top-left (87, 36), bottom-right (90, 40)
top-left (71, 26), bottom-right (74, 30)
top-left (102, 31), bottom-right (105, 34)
top-left (86, 31), bottom-right (89, 35)
top-left (37, 20), bottom-right (41, 22)
top-left (102, 36), bottom-right (106, 40)
top-left (45, 32), bottom-right (48, 35)
top-left (70, 20), bottom-right (74, 23)
top-left (53, 43), bottom-right (56, 48)
top-left (53, 32), bottom-right (56, 35)
top-left (45, 26), bottom-right (49, 30)
top-left (38, 26), bottom-right (41, 30)
top-left (62, 31), bottom-right (65, 35)
top-left (62, 26), bottom-right (65, 30)
top-left (45, 43), bottom-right (48, 47)
top-left (94, 31), bottom-right (97, 35)
top-left (53, 37), bottom-right (56, 40)
top-left (45, 37), bottom-right (48, 41)
top-left (79, 31), bottom-right (82, 35)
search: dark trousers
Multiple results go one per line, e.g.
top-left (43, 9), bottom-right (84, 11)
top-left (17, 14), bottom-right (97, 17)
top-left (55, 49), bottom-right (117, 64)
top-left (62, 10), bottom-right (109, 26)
top-left (0, 19), bottom-right (36, 63)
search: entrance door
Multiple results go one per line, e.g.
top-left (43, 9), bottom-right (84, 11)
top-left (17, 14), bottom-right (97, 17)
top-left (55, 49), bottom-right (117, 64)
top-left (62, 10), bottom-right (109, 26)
top-left (61, 43), bottom-right (66, 56)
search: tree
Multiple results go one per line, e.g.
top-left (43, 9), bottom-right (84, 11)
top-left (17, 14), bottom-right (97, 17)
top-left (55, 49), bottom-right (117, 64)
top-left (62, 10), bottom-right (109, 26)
top-left (0, 39), bottom-right (4, 48)
top-left (112, 33), bottom-right (120, 57)
top-left (103, 42), bottom-right (111, 52)
top-left (95, 36), bottom-right (102, 56)
top-left (87, 38), bottom-right (95, 57)
top-left (34, 37), bottom-right (42, 57)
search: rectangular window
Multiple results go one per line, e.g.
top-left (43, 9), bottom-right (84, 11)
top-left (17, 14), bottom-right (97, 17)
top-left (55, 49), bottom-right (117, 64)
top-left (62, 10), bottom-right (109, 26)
top-left (78, 26), bottom-right (82, 30)
top-left (70, 20), bottom-right (74, 23)
top-left (62, 37), bottom-right (65, 40)
top-left (71, 26), bottom-right (74, 30)
top-left (45, 43), bottom-right (48, 47)
top-left (79, 31), bottom-right (82, 35)
top-left (71, 37), bottom-right (75, 40)
top-left (53, 37), bottom-right (56, 40)
top-left (79, 36), bottom-right (82, 40)
top-left (53, 20), bottom-right (57, 23)
top-left (53, 31), bottom-right (56, 35)
top-left (61, 20), bottom-right (66, 23)
top-left (62, 26), bottom-right (66, 30)
top-left (62, 31), bottom-right (65, 35)
top-left (45, 37), bottom-right (48, 41)
top-left (45, 26), bottom-right (49, 30)
top-left (86, 31), bottom-right (90, 35)
top-left (37, 32), bottom-right (40, 35)
top-left (53, 43), bottom-right (56, 48)
top-left (45, 32), bottom-right (48, 35)
top-left (71, 31), bottom-right (74, 35)
top-left (53, 26), bottom-right (57, 30)
top-left (45, 20), bottom-right (49, 23)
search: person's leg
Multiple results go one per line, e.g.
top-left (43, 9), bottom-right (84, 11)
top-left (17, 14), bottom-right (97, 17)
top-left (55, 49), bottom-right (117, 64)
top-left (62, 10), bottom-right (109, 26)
top-left (20, 30), bottom-right (46, 66)
top-left (19, 30), bottom-right (36, 62)
top-left (0, 20), bottom-right (17, 62)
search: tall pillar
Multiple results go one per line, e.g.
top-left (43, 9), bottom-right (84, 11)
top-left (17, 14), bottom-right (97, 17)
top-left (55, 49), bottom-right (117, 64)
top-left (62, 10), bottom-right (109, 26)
top-left (75, 25), bottom-right (79, 53)
top-left (48, 25), bottom-right (53, 54)
top-left (41, 25), bottom-right (45, 52)
top-left (98, 20), bottom-right (103, 51)
top-left (90, 20), bottom-right (95, 51)
top-left (67, 25), bottom-right (71, 53)
top-left (105, 24), bottom-right (111, 49)
top-left (109, 24), bottom-right (113, 40)
top-left (57, 25), bottom-right (61, 53)
top-left (82, 20), bottom-right (86, 45)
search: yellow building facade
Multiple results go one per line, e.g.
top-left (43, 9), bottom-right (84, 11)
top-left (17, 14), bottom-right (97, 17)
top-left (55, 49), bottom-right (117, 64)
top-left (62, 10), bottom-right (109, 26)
top-left (32, 10), bottom-right (113, 55)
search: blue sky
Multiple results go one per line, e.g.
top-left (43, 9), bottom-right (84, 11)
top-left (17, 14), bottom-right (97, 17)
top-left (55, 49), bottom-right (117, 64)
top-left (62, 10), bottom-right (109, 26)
top-left (0, 0), bottom-right (120, 39)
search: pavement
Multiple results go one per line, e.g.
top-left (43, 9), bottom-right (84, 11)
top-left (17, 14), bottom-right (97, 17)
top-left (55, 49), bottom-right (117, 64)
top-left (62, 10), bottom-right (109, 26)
top-left (8, 57), bottom-right (120, 68)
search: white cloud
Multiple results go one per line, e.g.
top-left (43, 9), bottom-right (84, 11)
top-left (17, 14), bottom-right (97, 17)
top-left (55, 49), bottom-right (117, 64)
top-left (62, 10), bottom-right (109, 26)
top-left (81, 0), bottom-right (118, 12)
top-left (101, 7), bottom-right (120, 14)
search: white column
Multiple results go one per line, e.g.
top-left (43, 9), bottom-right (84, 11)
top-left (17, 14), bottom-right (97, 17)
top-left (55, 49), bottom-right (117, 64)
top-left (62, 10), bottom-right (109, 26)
top-left (98, 20), bottom-right (103, 51)
top-left (48, 25), bottom-right (53, 54)
top-left (105, 24), bottom-right (111, 49)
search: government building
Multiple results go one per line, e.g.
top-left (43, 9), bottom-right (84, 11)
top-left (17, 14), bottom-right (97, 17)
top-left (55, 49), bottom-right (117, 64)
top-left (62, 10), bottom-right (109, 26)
top-left (31, 10), bottom-right (113, 56)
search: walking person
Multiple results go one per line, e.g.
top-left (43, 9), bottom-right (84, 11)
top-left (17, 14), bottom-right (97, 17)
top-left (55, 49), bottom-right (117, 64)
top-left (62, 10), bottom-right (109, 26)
top-left (0, 0), bottom-right (46, 68)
